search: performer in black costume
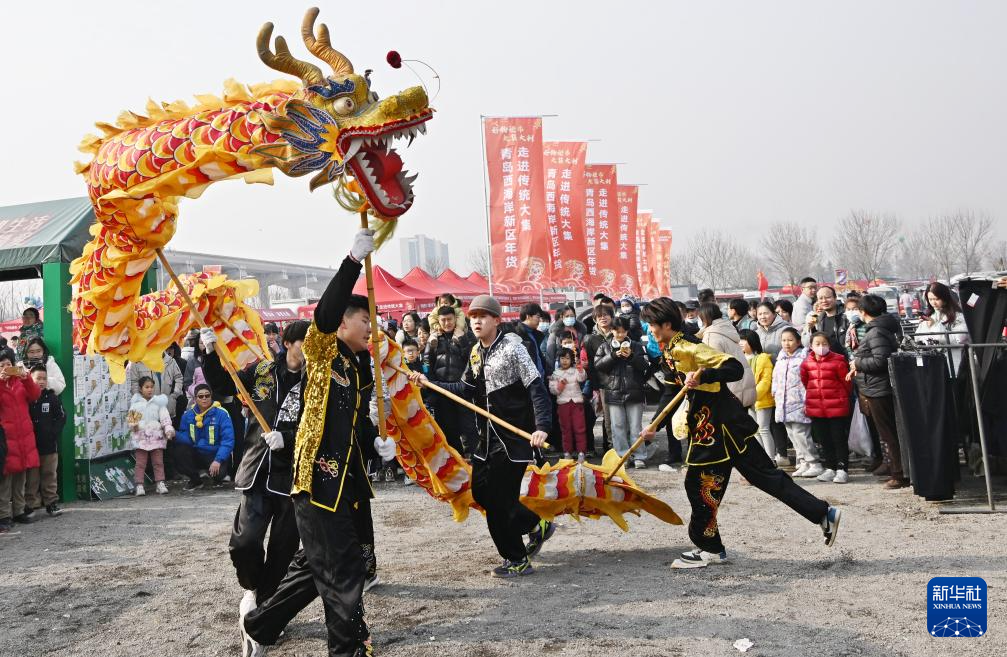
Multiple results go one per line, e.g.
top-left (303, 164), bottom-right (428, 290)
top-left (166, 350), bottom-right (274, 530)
top-left (640, 298), bottom-right (842, 569)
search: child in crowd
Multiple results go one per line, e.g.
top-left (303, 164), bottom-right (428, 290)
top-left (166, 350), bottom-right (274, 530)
top-left (0, 349), bottom-right (42, 529)
top-left (771, 328), bottom-right (823, 478)
top-left (801, 332), bottom-right (852, 483)
top-left (128, 376), bottom-right (175, 496)
top-left (26, 366), bottom-right (66, 516)
top-left (594, 317), bottom-right (649, 467)
top-left (739, 330), bottom-right (776, 462)
top-left (401, 337), bottom-right (425, 373)
top-left (548, 347), bottom-right (588, 461)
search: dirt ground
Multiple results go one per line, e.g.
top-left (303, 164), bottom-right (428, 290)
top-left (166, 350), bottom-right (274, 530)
top-left (2, 440), bottom-right (1005, 657)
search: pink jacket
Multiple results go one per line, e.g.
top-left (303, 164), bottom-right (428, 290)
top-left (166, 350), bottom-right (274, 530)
top-left (549, 366), bottom-right (586, 405)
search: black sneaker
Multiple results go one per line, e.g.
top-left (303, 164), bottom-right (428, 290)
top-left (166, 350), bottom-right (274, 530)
top-left (183, 479), bottom-right (204, 492)
top-left (821, 506), bottom-right (842, 547)
top-left (491, 558), bottom-right (534, 578)
top-left (45, 503), bottom-right (62, 517)
top-left (525, 519), bottom-right (556, 558)
top-left (13, 512), bottom-right (35, 524)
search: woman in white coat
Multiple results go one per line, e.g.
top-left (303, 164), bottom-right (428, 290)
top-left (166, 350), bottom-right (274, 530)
top-left (19, 337), bottom-right (65, 396)
top-left (915, 281), bottom-right (969, 372)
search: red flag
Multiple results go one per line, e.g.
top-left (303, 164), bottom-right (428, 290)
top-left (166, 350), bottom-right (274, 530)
top-left (636, 210), bottom-right (655, 298)
top-left (757, 270), bottom-right (769, 295)
top-left (658, 228), bottom-right (673, 296)
top-left (483, 117), bottom-right (552, 292)
top-left (583, 164), bottom-right (618, 293)
top-left (647, 218), bottom-right (662, 298)
top-left (543, 142), bottom-right (588, 289)
top-left (615, 186), bottom-right (640, 298)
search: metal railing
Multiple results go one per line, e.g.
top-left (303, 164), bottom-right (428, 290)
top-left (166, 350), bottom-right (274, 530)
top-left (908, 340), bottom-right (1006, 513)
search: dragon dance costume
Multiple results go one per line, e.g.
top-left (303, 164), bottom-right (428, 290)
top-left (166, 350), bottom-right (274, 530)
top-left (244, 255), bottom-right (377, 656)
top-left (659, 333), bottom-right (832, 566)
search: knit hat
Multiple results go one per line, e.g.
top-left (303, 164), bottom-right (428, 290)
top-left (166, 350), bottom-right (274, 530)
top-left (467, 295), bottom-right (502, 317)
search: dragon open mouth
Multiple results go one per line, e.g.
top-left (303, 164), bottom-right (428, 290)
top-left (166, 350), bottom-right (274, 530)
top-left (338, 109), bottom-right (432, 218)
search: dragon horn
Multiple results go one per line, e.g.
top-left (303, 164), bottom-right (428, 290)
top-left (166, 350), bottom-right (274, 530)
top-left (301, 7), bottom-right (354, 77)
top-left (257, 22), bottom-right (325, 85)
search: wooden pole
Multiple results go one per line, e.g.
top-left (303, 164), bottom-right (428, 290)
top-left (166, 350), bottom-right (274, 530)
top-left (360, 210), bottom-right (387, 440)
top-left (216, 313), bottom-right (271, 362)
top-left (604, 386), bottom-right (687, 484)
top-left (391, 364), bottom-right (550, 449)
top-left (155, 249), bottom-right (272, 433)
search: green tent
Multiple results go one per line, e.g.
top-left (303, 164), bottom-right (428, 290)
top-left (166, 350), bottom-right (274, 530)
top-left (0, 197), bottom-right (159, 501)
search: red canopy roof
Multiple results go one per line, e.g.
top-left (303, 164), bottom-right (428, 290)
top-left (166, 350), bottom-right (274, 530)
top-left (435, 269), bottom-right (487, 301)
top-left (400, 267), bottom-right (450, 298)
top-left (297, 266), bottom-right (435, 319)
top-left (453, 271), bottom-right (567, 305)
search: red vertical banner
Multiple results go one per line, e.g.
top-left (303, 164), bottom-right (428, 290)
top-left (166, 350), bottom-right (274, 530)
top-left (648, 218), bottom-right (662, 298)
top-left (543, 142), bottom-right (588, 289)
top-left (583, 164), bottom-right (618, 295)
top-left (615, 185), bottom-right (639, 298)
top-left (658, 228), bottom-right (673, 296)
top-left (483, 117), bottom-right (552, 292)
top-left (636, 210), bottom-right (656, 298)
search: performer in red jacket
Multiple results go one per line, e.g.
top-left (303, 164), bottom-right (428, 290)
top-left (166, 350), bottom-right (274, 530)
top-left (0, 348), bottom-right (42, 530)
top-left (800, 333), bottom-right (852, 484)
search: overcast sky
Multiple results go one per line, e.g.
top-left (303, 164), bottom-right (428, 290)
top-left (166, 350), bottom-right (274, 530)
top-left (4, 1), bottom-right (1004, 277)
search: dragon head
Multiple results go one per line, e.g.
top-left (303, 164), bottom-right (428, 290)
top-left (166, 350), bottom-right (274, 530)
top-left (253, 8), bottom-right (432, 218)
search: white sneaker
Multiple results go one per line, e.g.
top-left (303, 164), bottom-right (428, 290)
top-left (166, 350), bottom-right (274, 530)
top-left (658, 463), bottom-right (677, 473)
top-left (775, 454), bottom-right (790, 467)
top-left (563, 452), bottom-right (572, 460)
top-left (239, 589), bottom-right (257, 623)
top-left (802, 463), bottom-right (825, 478)
top-left (833, 470), bottom-right (849, 484)
top-left (793, 462), bottom-right (809, 477)
top-left (363, 573), bottom-right (381, 592)
top-left (816, 468), bottom-right (836, 482)
top-left (672, 549), bottom-right (728, 569)
top-left (239, 614), bottom-right (268, 657)
top-left (577, 452), bottom-right (586, 463)
top-left (134, 484), bottom-right (146, 497)
top-left (155, 481), bottom-right (169, 495)
top-left (633, 459), bottom-right (646, 469)
top-left (403, 476), bottom-right (415, 487)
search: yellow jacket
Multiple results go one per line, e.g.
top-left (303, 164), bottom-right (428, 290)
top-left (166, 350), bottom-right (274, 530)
top-left (748, 352), bottom-right (775, 410)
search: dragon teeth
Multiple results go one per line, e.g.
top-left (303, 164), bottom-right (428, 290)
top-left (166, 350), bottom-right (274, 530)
top-left (417, 123), bottom-right (427, 135)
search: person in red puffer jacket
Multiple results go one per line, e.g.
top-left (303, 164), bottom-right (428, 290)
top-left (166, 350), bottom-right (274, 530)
top-left (800, 332), bottom-right (852, 484)
top-left (0, 348), bottom-right (42, 530)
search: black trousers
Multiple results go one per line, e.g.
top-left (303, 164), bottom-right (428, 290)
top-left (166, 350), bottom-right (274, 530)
top-left (861, 394), bottom-right (905, 479)
top-left (354, 496), bottom-right (377, 581)
top-left (471, 451), bottom-right (540, 562)
top-left (229, 488), bottom-right (300, 605)
top-left (685, 438), bottom-right (830, 554)
top-left (431, 398), bottom-right (465, 455)
top-left (770, 419), bottom-right (791, 459)
top-left (244, 494), bottom-right (369, 657)
top-left (810, 417), bottom-right (850, 471)
top-left (174, 443), bottom-right (229, 484)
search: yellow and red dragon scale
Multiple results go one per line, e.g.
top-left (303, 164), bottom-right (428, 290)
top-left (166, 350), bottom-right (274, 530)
top-left (71, 80), bottom-right (298, 382)
top-left (372, 337), bottom-right (683, 529)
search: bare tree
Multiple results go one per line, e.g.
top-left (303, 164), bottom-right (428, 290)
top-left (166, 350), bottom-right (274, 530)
top-left (919, 215), bottom-right (959, 282)
top-left (668, 247), bottom-right (697, 286)
top-left (897, 226), bottom-right (938, 281)
top-left (422, 254), bottom-right (448, 277)
top-left (831, 210), bottom-right (901, 282)
top-left (759, 221), bottom-right (823, 287)
top-left (467, 248), bottom-right (490, 277)
top-left (989, 239), bottom-right (1007, 272)
top-left (949, 209), bottom-right (994, 275)
top-left (691, 231), bottom-right (751, 292)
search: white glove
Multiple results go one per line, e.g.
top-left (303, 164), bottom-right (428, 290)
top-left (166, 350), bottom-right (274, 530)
top-left (263, 431), bottom-right (284, 451)
top-left (374, 436), bottom-right (396, 461)
top-left (350, 229), bottom-right (376, 262)
top-left (200, 327), bottom-right (217, 350)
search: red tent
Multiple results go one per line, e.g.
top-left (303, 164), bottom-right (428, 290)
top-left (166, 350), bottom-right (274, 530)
top-left (455, 271), bottom-right (567, 305)
top-left (401, 267), bottom-right (453, 299)
top-left (435, 269), bottom-right (488, 301)
top-left (298, 266), bottom-right (435, 319)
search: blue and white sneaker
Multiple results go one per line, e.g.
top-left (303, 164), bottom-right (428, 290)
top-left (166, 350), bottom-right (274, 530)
top-left (672, 549), bottom-right (729, 569)
top-left (821, 506), bottom-right (842, 547)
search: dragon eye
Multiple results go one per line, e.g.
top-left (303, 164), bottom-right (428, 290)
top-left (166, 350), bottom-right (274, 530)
top-left (333, 97), bottom-right (356, 115)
